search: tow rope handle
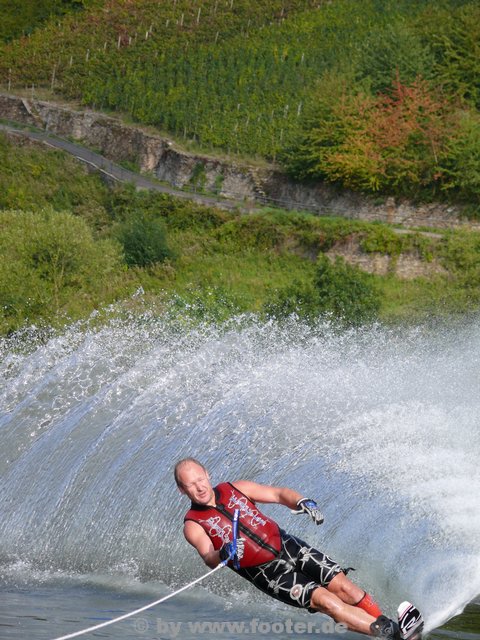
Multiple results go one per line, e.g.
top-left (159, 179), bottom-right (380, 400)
top-left (220, 508), bottom-right (240, 568)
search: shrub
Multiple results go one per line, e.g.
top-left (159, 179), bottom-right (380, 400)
top-left (107, 188), bottom-right (230, 231)
top-left (314, 254), bottom-right (381, 325)
top-left (215, 215), bottom-right (287, 250)
top-left (263, 280), bottom-right (321, 322)
top-left (115, 213), bottom-right (172, 268)
top-left (264, 254), bottom-right (380, 325)
top-left (440, 230), bottom-right (480, 275)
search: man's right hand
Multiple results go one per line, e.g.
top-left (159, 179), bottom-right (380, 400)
top-left (219, 537), bottom-right (245, 563)
top-left (291, 498), bottom-right (324, 525)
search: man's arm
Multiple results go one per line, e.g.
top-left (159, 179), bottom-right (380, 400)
top-left (184, 520), bottom-right (222, 568)
top-left (232, 480), bottom-right (324, 525)
top-left (232, 480), bottom-right (303, 509)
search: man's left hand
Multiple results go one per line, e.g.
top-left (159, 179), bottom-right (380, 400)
top-left (291, 498), bottom-right (324, 525)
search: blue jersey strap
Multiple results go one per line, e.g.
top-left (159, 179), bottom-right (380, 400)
top-left (232, 508), bottom-right (240, 569)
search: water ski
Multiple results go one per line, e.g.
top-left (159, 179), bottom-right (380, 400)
top-left (397, 601), bottom-right (424, 640)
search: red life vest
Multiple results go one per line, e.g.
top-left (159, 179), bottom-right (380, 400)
top-left (184, 482), bottom-right (282, 568)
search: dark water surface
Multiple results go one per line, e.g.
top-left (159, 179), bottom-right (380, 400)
top-left (0, 579), bottom-right (478, 640)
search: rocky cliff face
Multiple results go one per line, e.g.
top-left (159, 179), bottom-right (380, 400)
top-left (0, 92), bottom-right (474, 230)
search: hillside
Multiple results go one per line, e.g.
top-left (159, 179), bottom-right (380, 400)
top-left (0, 0), bottom-right (99, 42)
top-left (1, 0), bottom-right (479, 209)
top-left (1, 0), bottom-right (480, 335)
top-left (2, 131), bottom-right (480, 335)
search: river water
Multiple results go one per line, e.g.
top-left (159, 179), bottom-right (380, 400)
top-left (1, 311), bottom-right (479, 639)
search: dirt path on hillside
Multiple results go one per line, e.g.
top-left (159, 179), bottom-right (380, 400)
top-left (0, 122), bottom-right (247, 212)
top-left (1, 121), bottom-right (443, 240)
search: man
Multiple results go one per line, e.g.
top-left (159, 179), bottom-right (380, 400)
top-left (175, 458), bottom-right (417, 640)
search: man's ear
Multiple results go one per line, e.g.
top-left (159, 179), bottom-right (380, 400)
top-left (178, 485), bottom-right (186, 495)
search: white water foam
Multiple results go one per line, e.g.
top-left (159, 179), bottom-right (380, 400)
top-left (1, 314), bottom-right (479, 629)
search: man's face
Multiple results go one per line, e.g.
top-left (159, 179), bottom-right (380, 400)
top-left (178, 463), bottom-right (214, 505)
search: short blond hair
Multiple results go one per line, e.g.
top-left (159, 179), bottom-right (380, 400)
top-left (174, 458), bottom-right (207, 486)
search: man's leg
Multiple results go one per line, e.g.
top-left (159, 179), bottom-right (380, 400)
top-left (327, 572), bottom-right (383, 617)
top-left (291, 538), bottom-right (395, 637)
top-left (293, 537), bottom-right (383, 617)
top-left (239, 557), bottom-right (397, 638)
top-left (327, 572), bottom-right (368, 604)
top-left (310, 578), bottom-right (400, 639)
top-left (310, 585), bottom-right (377, 635)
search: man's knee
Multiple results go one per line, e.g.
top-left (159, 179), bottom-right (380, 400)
top-left (310, 587), bottom-right (344, 619)
top-left (328, 572), bottom-right (364, 604)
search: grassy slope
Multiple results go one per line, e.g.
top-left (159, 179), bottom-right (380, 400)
top-left (2, 133), bottom-right (480, 334)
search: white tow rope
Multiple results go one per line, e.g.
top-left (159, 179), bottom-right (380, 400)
top-left (49, 509), bottom-right (240, 640)
top-left (50, 562), bottom-right (225, 640)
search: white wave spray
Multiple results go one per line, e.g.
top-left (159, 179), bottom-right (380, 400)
top-left (1, 313), bottom-right (479, 631)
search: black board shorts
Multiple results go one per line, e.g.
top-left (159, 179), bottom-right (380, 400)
top-left (237, 529), bottom-right (343, 611)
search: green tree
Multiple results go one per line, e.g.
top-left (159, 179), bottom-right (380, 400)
top-left (425, 4), bottom-right (480, 108)
top-left (0, 208), bottom-right (123, 332)
top-left (440, 110), bottom-right (480, 205)
top-left (354, 20), bottom-right (436, 93)
top-left (284, 76), bottom-right (452, 198)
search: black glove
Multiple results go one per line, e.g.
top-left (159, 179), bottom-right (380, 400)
top-left (219, 537), bottom-right (245, 564)
top-left (291, 498), bottom-right (324, 525)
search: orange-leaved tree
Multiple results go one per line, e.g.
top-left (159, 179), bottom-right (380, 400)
top-left (284, 74), bottom-right (455, 198)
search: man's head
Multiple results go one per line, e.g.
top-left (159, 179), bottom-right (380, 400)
top-left (174, 458), bottom-right (214, 505)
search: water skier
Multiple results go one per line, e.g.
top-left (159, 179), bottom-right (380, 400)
top-left (175, 458), bottom-right (421, 640)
